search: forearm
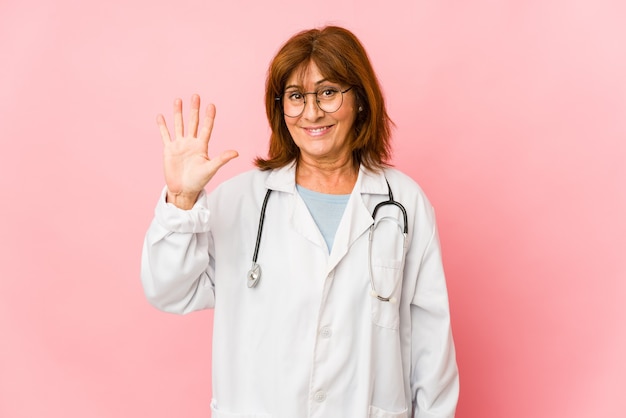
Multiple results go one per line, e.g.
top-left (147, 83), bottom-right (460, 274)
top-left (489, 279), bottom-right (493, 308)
top-left (141, 220), bottom-right (215, 313)
top-left (410, 225), bottom-right (459, 417)
top-left (410, 304), bottom-right (459, 418)
top-left (140, 188), bottom-right (216, 314)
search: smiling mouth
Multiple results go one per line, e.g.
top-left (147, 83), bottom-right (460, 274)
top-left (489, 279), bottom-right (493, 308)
top-left (304, 125), bottom-right (333, 135)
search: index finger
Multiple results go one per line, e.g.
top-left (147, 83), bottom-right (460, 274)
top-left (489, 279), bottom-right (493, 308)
top-left (198, 103), bottom-right (216, 145)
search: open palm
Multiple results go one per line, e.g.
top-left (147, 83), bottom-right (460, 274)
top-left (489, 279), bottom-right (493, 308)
top-left (157, 94), bottom-right (238, 209)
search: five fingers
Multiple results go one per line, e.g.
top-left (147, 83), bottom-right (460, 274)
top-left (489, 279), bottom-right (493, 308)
top-left (156, 95), bottom-right (215, 145)
top-left (156, 95), bottom-right (238, 193)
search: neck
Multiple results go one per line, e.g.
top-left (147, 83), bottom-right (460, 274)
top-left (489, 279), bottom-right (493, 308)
top-left (296, 156), bottom-right (358, 194)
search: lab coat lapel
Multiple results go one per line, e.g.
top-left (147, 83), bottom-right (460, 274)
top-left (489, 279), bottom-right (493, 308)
top-left (327, 167), bottom-right (389, 272)
top-left (265, 162), bottom-right (327, 250)
top-left (291, 193), bottom-right (327, 249)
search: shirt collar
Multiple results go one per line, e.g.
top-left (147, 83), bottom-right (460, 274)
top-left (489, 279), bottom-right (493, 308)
top-left (264, 161), bottom-right (389, 196)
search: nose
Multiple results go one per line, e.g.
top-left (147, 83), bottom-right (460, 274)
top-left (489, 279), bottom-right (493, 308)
top-left (301, 93), bottom-right (324, 120)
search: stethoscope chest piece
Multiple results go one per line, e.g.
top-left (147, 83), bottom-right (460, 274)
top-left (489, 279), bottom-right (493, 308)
top-left (247, 262), bottom-right (261, 288)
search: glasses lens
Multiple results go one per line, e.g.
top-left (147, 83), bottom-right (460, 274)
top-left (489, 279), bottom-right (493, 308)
top-left (317, 88), bottom-right (343, 113)
top-left (282, 91), bottom-right (304, 117)
top-left (281, 87), bottom-right (346, 117)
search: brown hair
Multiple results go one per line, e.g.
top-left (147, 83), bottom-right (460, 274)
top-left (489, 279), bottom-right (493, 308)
top-left (255, 26), bottom-right (393, 171)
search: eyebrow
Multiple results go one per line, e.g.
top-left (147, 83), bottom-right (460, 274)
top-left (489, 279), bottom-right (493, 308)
top-left (284, 78), bottom-right (334, 90)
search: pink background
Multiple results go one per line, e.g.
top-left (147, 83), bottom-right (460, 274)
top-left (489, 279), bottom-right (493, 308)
top-left (1, 0), bottom-right (624, 417)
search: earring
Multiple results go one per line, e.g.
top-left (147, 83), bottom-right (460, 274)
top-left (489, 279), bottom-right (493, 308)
top-left (358, 106), bottom-right (363, 112)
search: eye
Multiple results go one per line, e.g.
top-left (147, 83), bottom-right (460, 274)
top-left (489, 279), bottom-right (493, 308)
top-left (286, 91), bottom-right (303, 101)
top-left (318, 88), bottom-right (339, 99)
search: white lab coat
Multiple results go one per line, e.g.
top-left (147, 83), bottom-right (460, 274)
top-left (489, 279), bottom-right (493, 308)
top-left (141, 163), bottom-right (459, 418)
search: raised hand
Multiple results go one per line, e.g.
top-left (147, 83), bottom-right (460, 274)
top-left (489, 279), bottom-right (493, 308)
top-left (157, 94), bottom-right (238, 209)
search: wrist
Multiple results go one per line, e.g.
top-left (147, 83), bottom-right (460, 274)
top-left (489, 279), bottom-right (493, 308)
top-left (166, 190), bottom-right (200, 210)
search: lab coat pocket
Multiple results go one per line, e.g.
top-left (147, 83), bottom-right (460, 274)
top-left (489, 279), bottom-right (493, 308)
top-left (210, 399), bottom-right (272, 418)
top-left (369, 405), bottom-right (409, 418)
top-left (370, 258), bottom-right (403, 330)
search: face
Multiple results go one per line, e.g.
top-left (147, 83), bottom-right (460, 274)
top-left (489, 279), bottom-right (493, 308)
top-left (283, 61), bottom-right (357, 166)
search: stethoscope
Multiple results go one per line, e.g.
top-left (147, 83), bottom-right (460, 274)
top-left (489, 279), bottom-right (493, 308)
top-left (246, 180), bottom-right (408, 303)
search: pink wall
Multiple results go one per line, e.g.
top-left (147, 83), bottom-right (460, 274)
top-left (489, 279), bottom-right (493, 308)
top-left (1, 0), bottom-right (624, 417)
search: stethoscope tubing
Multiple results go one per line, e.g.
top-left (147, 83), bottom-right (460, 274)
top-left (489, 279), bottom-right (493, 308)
top-left (368, 180), bottom-right (408, 302)
top-left (247, 189), bottom-right (273, 288)
top-left (253, 189), bottom-right (273, 263)
top-left (247, 179), bottom-right (408, 301)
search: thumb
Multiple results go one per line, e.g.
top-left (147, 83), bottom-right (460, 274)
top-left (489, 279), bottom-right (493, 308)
top-left (211, 149), bottom-right (239, 170)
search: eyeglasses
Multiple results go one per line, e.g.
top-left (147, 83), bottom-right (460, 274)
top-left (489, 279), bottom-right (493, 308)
top-left (276, 86), bottom-right (352, 118)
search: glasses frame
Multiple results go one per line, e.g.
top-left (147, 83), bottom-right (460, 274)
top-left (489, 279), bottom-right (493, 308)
top-left (276, 86), bottom-right (353, 118)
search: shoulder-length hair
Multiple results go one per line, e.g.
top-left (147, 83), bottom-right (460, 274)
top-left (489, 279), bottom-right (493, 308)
top-left (255, 26), bottom-right (393, 171)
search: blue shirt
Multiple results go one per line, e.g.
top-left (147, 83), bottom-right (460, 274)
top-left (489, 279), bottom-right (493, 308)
top-left (296, 185), bottom-right (350, 252)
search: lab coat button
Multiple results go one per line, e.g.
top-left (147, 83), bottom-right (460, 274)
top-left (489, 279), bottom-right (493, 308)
top-left (314, 391), bottom-right (326, 403)
top-left (320, 327), bottom-right (332, 338)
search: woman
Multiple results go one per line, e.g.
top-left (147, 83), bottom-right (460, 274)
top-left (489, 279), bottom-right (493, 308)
top-left (142, 26), bottom-right (459, 418)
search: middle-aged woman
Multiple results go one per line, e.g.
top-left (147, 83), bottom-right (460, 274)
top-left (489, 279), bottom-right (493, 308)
top-left (142, 26), bottom-right (459, 418)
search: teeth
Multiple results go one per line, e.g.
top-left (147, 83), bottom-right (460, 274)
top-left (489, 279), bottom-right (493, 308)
top-left (309, 127), bottom-right (327, 132)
